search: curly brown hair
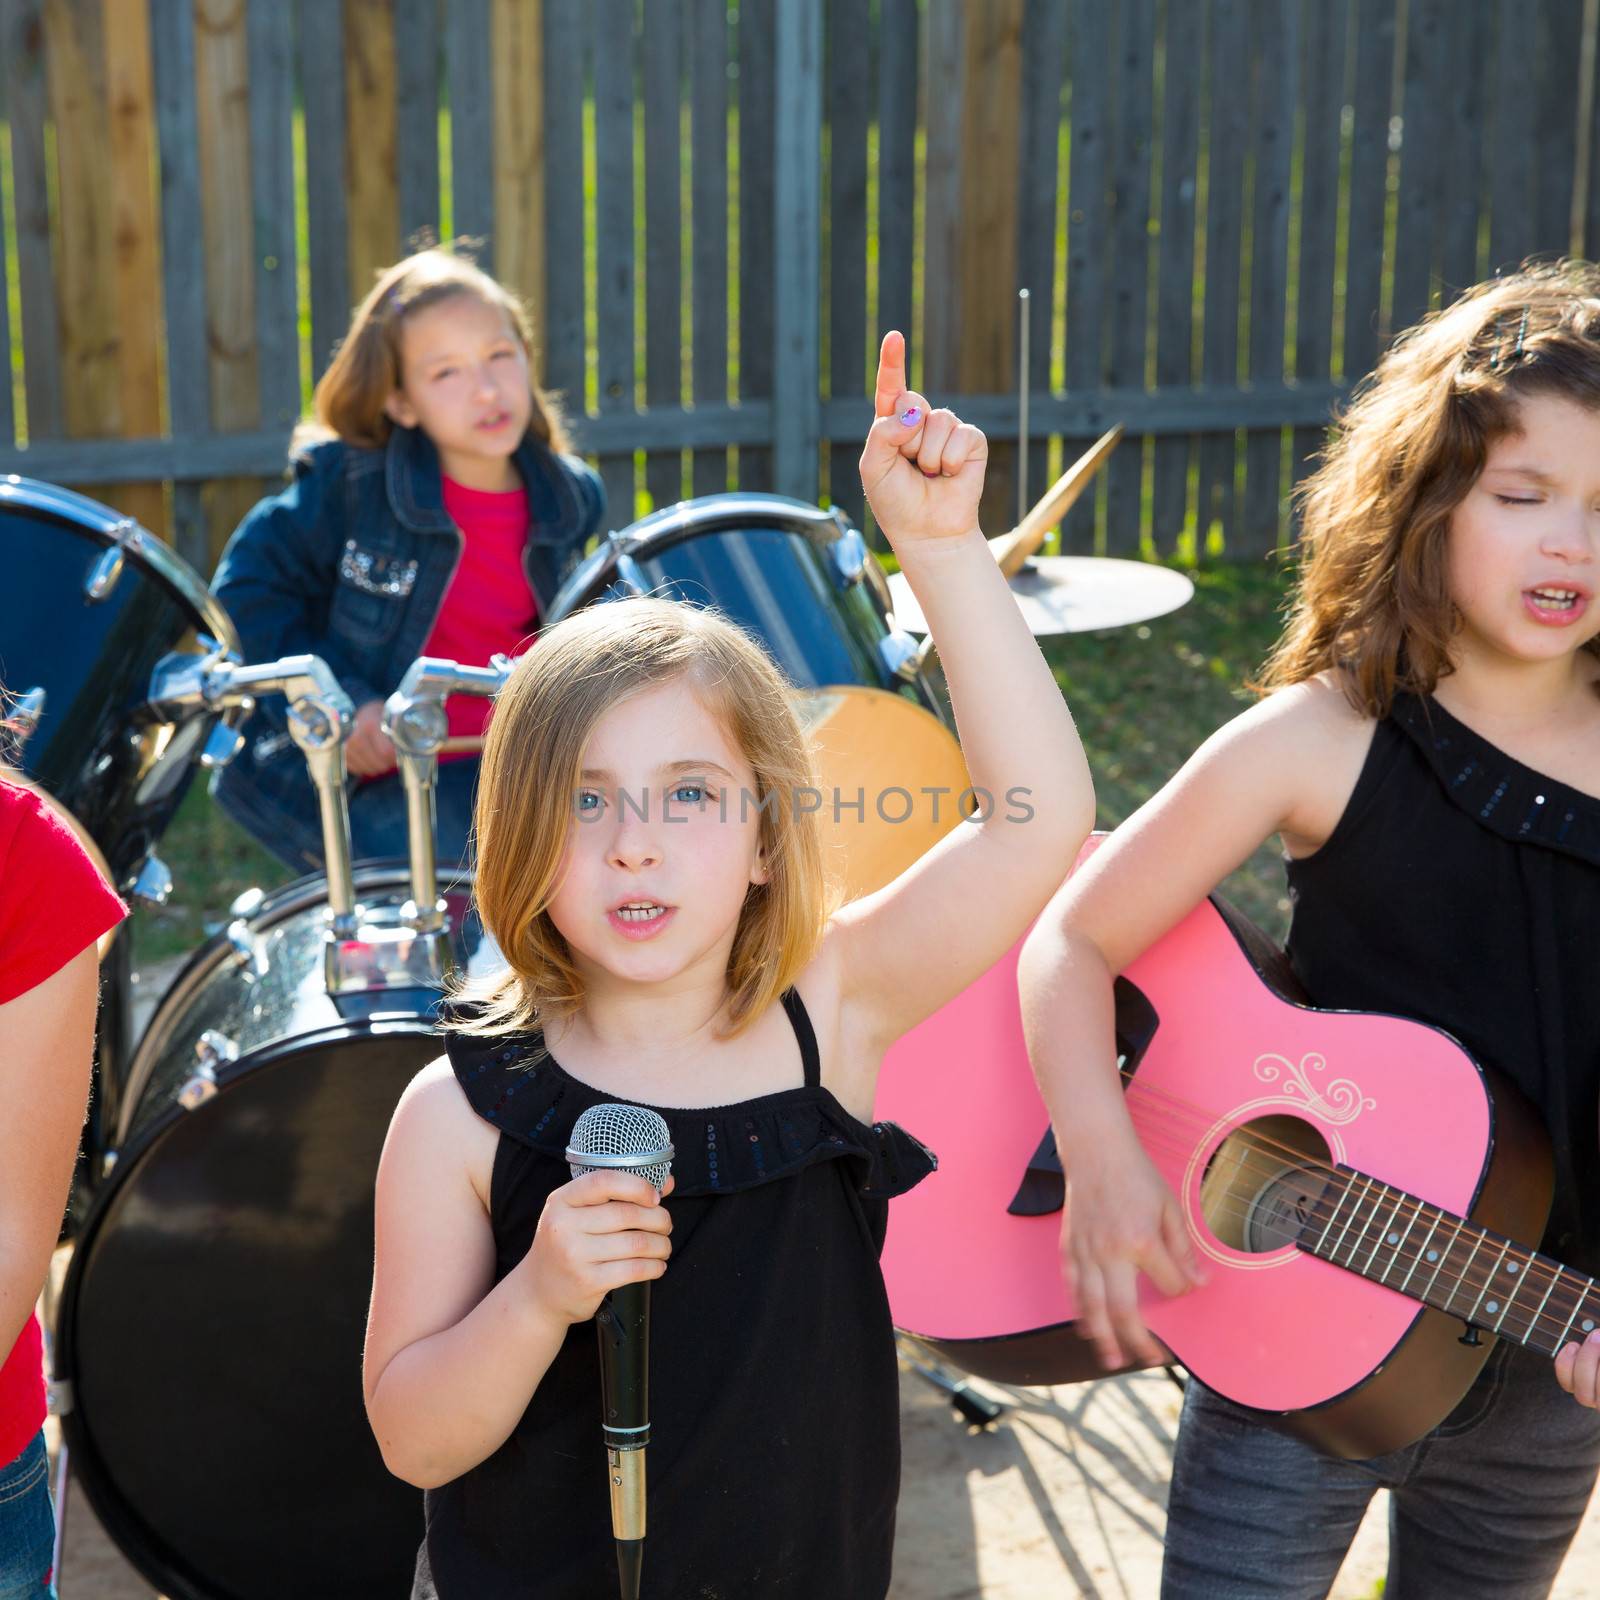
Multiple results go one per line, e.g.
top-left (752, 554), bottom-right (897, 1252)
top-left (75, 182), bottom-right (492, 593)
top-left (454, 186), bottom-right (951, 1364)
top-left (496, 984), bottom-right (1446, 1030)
top-left (293, 242), bottom-right (571, 456)
top-left (1259, 260), bottom-right (1600, 716)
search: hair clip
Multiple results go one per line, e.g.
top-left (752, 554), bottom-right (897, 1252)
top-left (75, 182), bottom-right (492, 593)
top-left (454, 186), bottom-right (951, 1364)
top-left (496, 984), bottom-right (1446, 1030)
top-left (1513, 305), bottom-right (1530, 356)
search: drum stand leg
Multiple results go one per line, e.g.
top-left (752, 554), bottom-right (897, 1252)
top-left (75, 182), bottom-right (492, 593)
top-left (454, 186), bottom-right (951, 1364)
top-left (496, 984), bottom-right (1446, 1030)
top-left (895, 1333), bottom-right (1008, 1429)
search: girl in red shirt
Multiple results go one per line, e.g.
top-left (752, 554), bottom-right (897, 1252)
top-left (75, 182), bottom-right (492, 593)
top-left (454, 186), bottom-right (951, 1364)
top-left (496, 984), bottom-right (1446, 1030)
top-left (0, 779), bottom-right (125, 1597)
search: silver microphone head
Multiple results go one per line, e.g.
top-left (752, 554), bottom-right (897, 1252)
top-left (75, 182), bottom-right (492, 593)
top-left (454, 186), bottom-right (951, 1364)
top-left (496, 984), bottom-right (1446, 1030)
top-left (566, 1103), bottom-right (674, 1193)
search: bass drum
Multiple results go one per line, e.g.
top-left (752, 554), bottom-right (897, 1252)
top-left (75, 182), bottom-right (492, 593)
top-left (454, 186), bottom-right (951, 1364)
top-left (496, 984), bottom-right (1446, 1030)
top-left (546, 492), bottom-right (945, 714)
top-left (54, 864), bottom-right (486, 1599)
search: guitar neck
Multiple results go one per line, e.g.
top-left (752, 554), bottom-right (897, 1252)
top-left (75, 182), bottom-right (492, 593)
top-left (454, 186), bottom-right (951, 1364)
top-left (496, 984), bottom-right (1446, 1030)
top-left (1299, 1168), bottom-right (1599, 1359)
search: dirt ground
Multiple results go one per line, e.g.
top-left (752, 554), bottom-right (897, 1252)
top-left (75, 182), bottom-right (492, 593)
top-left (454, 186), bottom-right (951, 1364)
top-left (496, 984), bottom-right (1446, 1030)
top-left (42, 1361), bottom-right (1600, 1598)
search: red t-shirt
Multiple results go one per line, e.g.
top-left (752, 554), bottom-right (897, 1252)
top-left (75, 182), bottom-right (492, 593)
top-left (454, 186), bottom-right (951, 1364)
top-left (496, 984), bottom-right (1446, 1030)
top-left (423, 477), bottom-right (542, 759)
top-left (0, 782), bottom-right (126, 1466)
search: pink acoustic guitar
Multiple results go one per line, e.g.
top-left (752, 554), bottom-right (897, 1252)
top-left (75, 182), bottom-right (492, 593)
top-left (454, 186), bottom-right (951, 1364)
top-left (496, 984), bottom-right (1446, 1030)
top-left (875, 847), bottom-right (1596, 1458)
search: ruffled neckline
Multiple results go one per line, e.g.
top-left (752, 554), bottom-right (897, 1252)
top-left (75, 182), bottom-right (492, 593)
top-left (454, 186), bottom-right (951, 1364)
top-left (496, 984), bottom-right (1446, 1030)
top-left (443, 1018), bottom-right (937, 1201)
top-left (1392, 692), bottom-right (1600, 866)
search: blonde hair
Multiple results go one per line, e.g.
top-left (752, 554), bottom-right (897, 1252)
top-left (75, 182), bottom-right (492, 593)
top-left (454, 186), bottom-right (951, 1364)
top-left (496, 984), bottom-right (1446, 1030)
top-left (294, 242), bottom-right (571, 455)
top-left (1260, 259), bottom-right (1600, 715)
top-left (454, 598), bottom-right (834, 1041)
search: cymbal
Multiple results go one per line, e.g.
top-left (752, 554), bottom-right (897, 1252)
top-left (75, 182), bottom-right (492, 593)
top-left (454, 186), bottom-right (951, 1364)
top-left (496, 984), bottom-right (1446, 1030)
top-left (889, 555), bottom-right (1194, 638)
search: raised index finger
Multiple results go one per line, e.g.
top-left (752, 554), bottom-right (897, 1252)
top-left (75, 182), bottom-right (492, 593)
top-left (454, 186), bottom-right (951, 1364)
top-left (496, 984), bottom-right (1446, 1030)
top-left (873, 330), bottom-right (907, 418)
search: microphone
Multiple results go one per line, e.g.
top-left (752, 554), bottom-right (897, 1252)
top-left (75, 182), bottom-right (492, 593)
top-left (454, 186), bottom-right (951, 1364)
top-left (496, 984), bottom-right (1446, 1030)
top-left (566, 1103), bottom-right (674, 1600)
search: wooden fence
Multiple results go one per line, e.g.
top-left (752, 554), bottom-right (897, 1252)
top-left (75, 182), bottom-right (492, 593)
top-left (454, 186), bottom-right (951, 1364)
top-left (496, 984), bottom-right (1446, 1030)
top-left (2, 0), bottom-right (1599, 575)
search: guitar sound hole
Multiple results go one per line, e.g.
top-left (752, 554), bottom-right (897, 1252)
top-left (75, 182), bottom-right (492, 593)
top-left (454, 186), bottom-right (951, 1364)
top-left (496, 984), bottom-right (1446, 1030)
top-left (1200, 1115), bottom-right (1333, 1255)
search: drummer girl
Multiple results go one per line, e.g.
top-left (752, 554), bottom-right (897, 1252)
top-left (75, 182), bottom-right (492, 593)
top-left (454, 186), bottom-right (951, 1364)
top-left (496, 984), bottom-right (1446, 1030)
top-left (363, 335), bottom-right (1095, 1597)
top-left (210, 243), bottom-right (604, 873)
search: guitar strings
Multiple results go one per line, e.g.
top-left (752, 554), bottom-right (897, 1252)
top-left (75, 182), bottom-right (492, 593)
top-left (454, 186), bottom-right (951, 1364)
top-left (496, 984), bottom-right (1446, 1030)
top-left (1057, 1075), bottom-right (1598, 1344)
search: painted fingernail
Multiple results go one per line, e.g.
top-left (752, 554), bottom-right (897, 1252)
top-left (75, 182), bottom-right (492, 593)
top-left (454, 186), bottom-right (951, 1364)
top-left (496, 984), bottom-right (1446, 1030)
top-left (899, 404), bottom-right (921, 427)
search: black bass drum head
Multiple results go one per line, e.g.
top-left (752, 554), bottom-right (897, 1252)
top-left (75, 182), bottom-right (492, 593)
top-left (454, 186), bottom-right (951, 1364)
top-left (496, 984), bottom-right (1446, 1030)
top-left (56, 1021), bottom-right (438, 1598)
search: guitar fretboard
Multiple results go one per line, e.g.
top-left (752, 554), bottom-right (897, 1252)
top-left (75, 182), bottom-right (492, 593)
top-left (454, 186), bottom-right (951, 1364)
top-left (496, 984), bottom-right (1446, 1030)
top-left (1298, 1167), bottom-right (1599, 1358)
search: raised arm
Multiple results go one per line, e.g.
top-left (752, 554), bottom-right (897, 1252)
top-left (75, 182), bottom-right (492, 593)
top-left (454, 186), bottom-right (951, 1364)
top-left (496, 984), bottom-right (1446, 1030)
top-left (827, 333), bottom-right (1094, 1056)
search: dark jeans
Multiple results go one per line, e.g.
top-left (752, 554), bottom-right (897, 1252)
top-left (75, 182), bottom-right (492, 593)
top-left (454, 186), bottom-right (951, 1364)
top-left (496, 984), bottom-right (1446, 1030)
top-left (1162, 1342), bottom-right (1600, 1599)
top-left (0, 1432), bottom-right (55, 1599)
top-left (216, 759), bottom-right (481, 875)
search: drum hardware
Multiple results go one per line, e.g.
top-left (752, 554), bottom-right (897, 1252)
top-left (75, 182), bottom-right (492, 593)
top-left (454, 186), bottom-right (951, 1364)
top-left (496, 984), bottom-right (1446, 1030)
top-left (83, 518), bottom-right (136, 600)
top-left (226, 915), bottom-right (270, 980)
top-left (879, 630), bottom-right (921, 681)
top-left (828, 521), bottom-right (869, 585)
top-left (131, 855), bottom-right (174, 906)
top-left (382, 654), bottom-right (512, 954)
top-left (176, 1030), bottom-right (237, 1110)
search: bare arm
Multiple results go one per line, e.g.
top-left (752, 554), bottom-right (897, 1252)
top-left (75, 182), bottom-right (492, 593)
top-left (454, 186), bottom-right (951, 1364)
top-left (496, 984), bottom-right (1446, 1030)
top-left (1017, 680), bottom-right (1372, 1367)
top-left (827, 334), bottom-right (1094, 1080)
top-left (363, 1060), bottom-right (673, 1488)
top-left (0, 946), bottom-right (99, 1359)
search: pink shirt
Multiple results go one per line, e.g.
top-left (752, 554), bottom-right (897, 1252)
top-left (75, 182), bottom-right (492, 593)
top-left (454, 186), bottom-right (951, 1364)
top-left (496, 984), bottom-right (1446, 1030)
top-left (425, 478), bottom-right (541, 754)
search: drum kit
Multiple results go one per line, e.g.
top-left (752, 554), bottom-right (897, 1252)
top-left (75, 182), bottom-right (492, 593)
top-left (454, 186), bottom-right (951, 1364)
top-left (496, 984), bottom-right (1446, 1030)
top-left (1, 437), bottom-right (1190, 1597)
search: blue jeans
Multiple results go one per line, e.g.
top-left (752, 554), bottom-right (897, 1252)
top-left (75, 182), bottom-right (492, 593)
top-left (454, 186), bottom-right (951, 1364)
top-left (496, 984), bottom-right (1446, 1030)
top-left (1162, 1342), bottom-right (1600, 1598)
top-left (0, 1433), bottom-right (55, 1599)
top-left (215, 759), bottom-right (481, 875)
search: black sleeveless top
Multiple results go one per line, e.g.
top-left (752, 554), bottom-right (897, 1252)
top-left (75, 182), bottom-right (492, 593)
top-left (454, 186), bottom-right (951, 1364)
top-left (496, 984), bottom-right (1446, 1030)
top-left (1285, 692), bottom-right (1600, 1276)
top-left (413, 990), bottom-right (936, 1599)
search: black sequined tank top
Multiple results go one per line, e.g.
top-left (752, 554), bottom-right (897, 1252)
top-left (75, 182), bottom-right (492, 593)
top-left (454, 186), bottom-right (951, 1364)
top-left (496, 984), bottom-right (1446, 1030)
top-left (412, 989), bottom-right (936, 1599)
top-left (1285, 693), bottom-right (1600, 1275)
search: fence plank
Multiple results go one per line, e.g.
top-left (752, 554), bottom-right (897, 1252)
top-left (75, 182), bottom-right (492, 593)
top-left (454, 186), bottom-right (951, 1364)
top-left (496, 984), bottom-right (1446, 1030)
top-left (1197, 0), bottom-right (1248, 551)
top-left (1016, 0), bottom-right (1066, 530)
top-left (100, 0), bottom-right (166, 534)
top-left (3, 0), bottom-right (62, 441)
top-left (876, 0), bottom-right (917, 372)
top-left (446, 0), bottom-right (494, 256)
top-left (1342, 0), bottom-right (1396, 376)
top-left (642, 0), bottom-right (682, 511)
top-left (1104, 0), bottom-right (1154, 555)
top-left (920, 0), bottom-right (964, 393)
top-left (1435, 0), bottom-right (1488, 297)
top-left (1590, 17), bottom-right (1600, 261)
top-left (1390, 0), bottom-right (1448, 335)
top-left (738, 1), bottom-right (776, 490)
top-left (150, 0), bottom-right (209, 567)
top-left (1063, 0), bottom-right (1113, 551)
top-left (1290, 0), bottom-right (1348, 504)
top-left (690, 0), bottom-right (730, 500)
top-left (1239, 0), bottom-right (1297, 555)
top-left (592, 0), bottom-right (636, 520)
top-left (542, 0), bottom-right (586, 416)
top-left (1151, 0), bottom-right (1201, 556)
top-left (395, 0), bottom-right (440, 244)
top-left (196, 0), bottom-right (264, 567)
top-left (45, 0), bottom-right (117, 442)
top-left (0, 37), bottom-right (11, 448)
top-left (492, 0), bottom-right (545, 328)
top-left (771, 0), bottom-right (823, 501)
top-left (1534, 0), bottom-right (1584, 254)
top-left (958, 0), bottom-right (1024, 536)
top-left (1487, 0), bottom-right (1535, 273)
top-left (249, 0), bottom-right (300, 430)
top-left (298, 0), bottom-right (350, 382)
top-left (345, 0), bottom-right (399, 296)
top-left (827, 0), bottom-right (870, 525)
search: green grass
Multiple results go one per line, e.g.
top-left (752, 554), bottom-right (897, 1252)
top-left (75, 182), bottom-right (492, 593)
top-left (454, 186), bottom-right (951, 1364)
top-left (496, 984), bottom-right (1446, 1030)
top-left (130, 560), bottom-right (1295, 971)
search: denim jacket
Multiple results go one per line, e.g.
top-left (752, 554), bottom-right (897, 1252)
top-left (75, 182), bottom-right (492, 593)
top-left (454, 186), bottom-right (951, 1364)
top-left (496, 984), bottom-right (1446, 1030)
top-left (209, 423), bottom-right (604, 840)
